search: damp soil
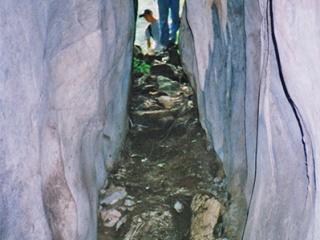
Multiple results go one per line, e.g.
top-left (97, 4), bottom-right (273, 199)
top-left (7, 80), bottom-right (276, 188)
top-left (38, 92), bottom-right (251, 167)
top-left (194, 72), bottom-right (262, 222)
top-left (97, 48), bottom-right (232, 240)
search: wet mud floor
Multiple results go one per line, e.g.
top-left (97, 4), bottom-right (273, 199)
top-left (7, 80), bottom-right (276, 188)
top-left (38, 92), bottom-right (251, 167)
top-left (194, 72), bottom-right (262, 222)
top-left (98, 47), bottom-right (232, 240)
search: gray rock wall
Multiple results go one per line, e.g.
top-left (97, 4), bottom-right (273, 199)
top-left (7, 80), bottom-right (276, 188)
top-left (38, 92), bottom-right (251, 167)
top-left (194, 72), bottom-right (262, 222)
top-left (0, 1), bottom-right (134, 239)
top-left (180, 0), bottom-right (319, 239)
top-left (244, 1), bottom-right (319, 239)
top-left (180, 0), bottom-right (247, 237)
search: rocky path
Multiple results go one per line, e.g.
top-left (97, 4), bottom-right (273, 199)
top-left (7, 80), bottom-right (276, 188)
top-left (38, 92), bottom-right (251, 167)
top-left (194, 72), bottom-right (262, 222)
top-left (97, 47), bottom-right (231, 240)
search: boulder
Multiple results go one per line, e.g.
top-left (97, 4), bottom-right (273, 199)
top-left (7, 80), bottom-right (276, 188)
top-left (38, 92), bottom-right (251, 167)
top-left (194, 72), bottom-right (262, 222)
top-left (150, 64), bottom-right (177, 80)
top-left (150, 63), bottom-right (185, 82)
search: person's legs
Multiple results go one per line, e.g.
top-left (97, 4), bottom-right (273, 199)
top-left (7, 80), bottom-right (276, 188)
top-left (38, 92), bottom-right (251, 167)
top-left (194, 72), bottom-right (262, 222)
top-left (157, 0), bottom-right (170, 47)
top-left (168, 0), bottom-right (180, 43)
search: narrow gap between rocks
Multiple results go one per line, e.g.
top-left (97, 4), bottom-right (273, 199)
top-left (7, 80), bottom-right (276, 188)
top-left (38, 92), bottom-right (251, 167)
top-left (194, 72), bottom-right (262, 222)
top-left (97, 2), bottom-right (232, 240)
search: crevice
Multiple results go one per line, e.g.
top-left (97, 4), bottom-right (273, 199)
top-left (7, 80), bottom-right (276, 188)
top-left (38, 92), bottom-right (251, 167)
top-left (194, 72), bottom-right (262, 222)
top-left (269, 0), bottom-right (310, 185)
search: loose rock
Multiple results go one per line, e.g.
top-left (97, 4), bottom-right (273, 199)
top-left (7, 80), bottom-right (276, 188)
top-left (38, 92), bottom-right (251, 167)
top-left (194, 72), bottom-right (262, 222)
top-left (100, 209), bottom-right (122, 228)
top-left (123, 207), bottom-right (177, 240)
top-left (174, 200), bottom-right (184, 213)
top-left (100, 186), bottom-right (127, 206)
top-left (190, 194), bottom-right (221, 240)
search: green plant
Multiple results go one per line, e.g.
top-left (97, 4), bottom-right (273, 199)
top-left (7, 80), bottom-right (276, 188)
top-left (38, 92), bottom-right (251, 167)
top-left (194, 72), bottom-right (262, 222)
top-left (133, 57), bottom-right (150, 74)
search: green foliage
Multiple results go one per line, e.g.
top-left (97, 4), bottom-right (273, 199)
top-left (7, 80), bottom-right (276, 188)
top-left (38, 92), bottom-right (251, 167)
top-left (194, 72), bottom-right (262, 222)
top-left (133, 57), bottom-right (150, 74)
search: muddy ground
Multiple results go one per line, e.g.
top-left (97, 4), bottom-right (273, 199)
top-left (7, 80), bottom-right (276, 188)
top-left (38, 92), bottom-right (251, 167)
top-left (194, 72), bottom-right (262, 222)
top-left (97, 48), bottom-right (232, 240)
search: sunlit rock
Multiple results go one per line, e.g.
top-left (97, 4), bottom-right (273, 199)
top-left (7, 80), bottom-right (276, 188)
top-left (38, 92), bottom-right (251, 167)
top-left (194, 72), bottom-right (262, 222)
top-left (190, 194), bottom-right (221, 240)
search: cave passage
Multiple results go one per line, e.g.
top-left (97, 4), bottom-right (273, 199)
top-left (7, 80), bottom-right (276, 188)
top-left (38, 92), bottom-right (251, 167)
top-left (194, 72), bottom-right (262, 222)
top-left (96, 2), bottom-right (233, 238)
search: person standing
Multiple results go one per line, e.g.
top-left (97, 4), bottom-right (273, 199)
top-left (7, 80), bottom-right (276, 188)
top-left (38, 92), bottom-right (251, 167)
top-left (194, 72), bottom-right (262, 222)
top-left (157, 0), bottom-right (180, 48)
top-left (139, 9), bottom-right (163, 53)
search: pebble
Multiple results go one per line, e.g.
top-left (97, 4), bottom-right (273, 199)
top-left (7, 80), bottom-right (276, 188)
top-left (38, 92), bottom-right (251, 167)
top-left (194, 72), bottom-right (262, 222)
top-left (174, 201), bottom-right (184, 213)
top-left (187, 100), bottom-right (194, 109)
top-left (100, 209), bottom-right (121, 228)
top-left (100, 186), bottom-right (127, 205)
top-left (124, 199), bottom-right (135, 207)
top-left (116, 215), bottom-right (127, 231)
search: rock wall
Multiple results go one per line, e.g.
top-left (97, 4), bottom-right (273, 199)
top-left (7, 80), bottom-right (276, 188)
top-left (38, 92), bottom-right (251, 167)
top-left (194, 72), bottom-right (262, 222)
top-left (0, 1), bottom-right (134, 239)
top-left (180, 0), bottom-right (247, 237)
top-left (180, 0), bottom-right (320, 239)
top-left (243, 1), bottom-right (319, 239)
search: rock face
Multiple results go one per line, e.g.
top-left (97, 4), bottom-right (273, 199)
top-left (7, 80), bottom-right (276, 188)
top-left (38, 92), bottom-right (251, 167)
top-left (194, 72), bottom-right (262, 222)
top-left (0, 1), bottom-right (134, 239)
top-left (180, 0), bottom-right (320, 239)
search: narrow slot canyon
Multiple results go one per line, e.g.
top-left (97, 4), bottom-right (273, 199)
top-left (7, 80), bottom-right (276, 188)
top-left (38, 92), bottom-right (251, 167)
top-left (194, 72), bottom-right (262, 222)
top-left (97, 34), bottom-right (231, 238)
top-left (1, 1), bottom-right (320, 240)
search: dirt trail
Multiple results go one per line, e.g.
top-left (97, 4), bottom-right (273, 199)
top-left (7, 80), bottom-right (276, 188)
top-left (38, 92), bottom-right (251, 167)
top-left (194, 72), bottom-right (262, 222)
top-left (98, 48), bottom-right (231, 240)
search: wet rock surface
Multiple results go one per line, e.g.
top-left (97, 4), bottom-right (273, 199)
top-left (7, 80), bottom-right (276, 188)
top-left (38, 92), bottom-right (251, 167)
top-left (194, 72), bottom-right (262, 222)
top-left (98, 48), bottom-right (232, 240)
